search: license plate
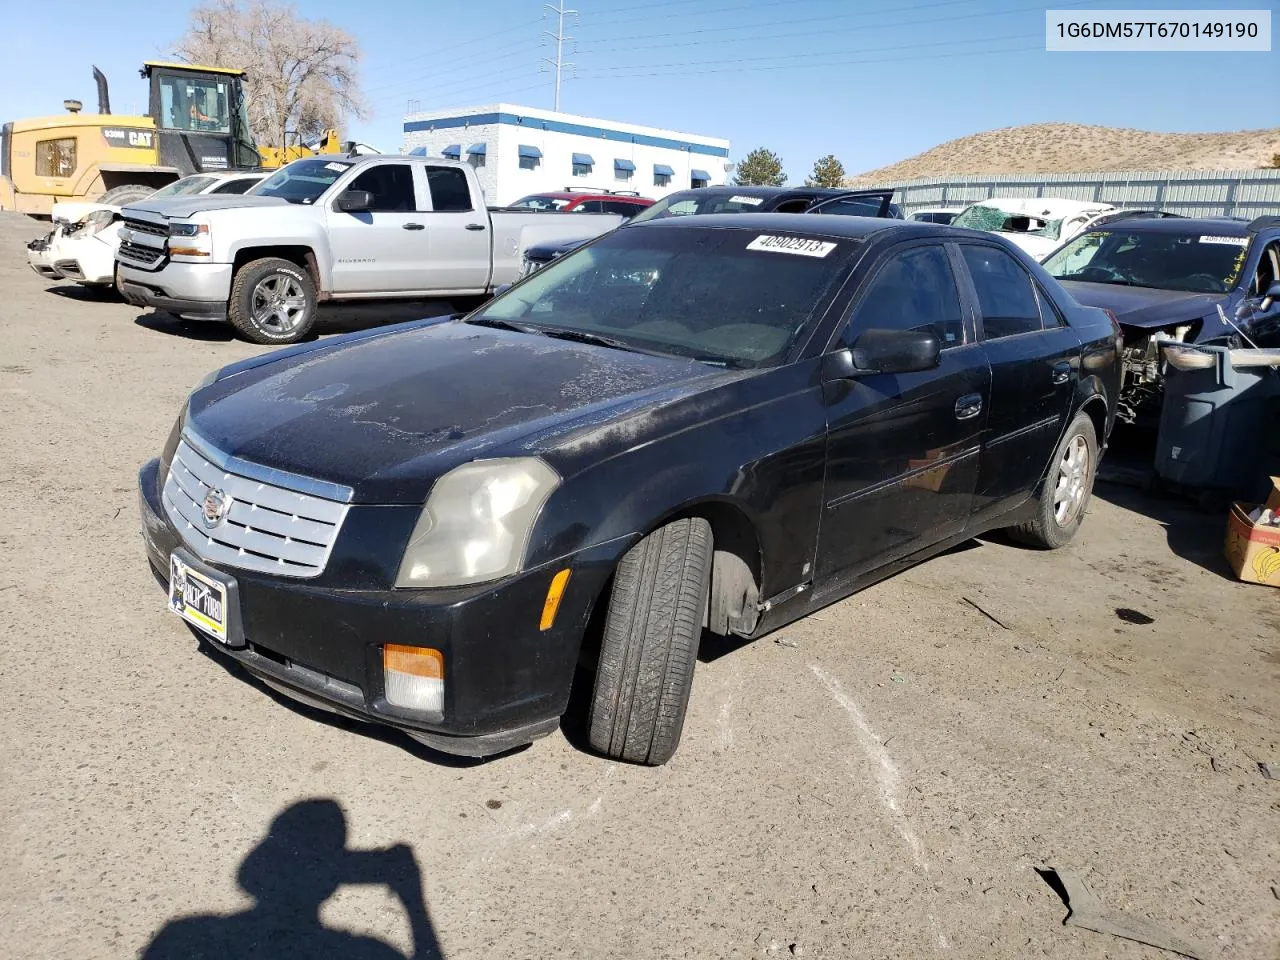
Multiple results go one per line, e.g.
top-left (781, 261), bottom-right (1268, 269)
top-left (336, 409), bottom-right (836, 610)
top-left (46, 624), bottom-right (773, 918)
top-left (168, 554), bottom-right (228, 643)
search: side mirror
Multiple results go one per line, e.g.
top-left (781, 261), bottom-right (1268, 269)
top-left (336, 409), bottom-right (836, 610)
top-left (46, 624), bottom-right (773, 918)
top-left (1262, 280), bottom-right (1280, 312)
top-left (335, 189), bottom-right (374, 213)
top-left (848, 328), bottom-right (941, 375)
top-left (1236, 280), bottom-right (1280, 319)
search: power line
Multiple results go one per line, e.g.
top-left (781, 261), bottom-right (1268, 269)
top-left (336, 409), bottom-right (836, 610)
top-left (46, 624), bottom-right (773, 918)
top-left (575, 39), bottom-right (1041, 81)
top-left (360, 17), bottom-right (542, 81)
top-left (575, 0), bottom-right (1095, 50)
top-left (581, 30), bottom-right (1038, 73)
top-left (585, 0), bottom-right (983, 29)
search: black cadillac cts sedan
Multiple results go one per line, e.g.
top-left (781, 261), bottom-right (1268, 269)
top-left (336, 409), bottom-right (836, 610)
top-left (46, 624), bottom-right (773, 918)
top-left (138, 214), bottom-right (1120, 765)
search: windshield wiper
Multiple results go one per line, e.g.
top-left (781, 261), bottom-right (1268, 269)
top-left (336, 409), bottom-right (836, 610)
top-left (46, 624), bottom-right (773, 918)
top-left (464, 316), bottom-right (543, 335)
top-left (535, 327), bottom-right (642, 352)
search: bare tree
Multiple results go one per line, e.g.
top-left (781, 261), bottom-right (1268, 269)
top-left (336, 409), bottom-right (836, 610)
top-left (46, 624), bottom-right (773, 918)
top-left (173, 0), bottom-right (364, 150)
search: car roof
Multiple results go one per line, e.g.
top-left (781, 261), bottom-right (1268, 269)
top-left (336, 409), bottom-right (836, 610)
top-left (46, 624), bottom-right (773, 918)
top-left (1077, 216), bottom-right (1251, 236)
top-left (629, 212), bottom-right (943, 241)
top-left (520, 192), bottom-right (646, 201)
top-left (666, 185), bottom-right (861, 202)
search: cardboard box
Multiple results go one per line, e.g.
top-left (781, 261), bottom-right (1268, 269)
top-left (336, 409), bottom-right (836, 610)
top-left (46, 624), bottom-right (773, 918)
top-left (1224, 477), bottom-right (1280, 588)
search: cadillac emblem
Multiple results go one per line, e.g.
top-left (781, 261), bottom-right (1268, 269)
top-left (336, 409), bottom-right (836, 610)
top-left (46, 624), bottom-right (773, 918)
top-left (202, 488), bottom-right (231, 528)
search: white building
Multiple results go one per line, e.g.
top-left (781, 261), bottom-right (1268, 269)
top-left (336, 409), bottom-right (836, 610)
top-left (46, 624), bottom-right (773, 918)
top-left (402, 103), bottom-right (731, 206)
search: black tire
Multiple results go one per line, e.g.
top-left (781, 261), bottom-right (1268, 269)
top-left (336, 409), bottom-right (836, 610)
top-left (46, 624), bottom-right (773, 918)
top-left (587, 518), bottom-right (712, 765)
top-left (98, 184), bottom-right (155, 206)
top-left (227, 257), bottom-right (318, 345)
top-left (1007, 412), bottom-right (1098, 549)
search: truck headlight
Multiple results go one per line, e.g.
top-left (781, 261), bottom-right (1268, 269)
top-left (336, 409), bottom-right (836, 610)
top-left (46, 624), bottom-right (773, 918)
top-left (396, 458), bottom-right (560, 587)
top-left (169, 222), bottom-right (211, 258)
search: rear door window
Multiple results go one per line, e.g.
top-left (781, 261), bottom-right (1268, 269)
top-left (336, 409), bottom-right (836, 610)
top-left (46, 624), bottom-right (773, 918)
top-left (425, 167), bottom-right (473, 212)
top-left (960, 245), bottom-right (1043, 338)
top-left (212, 177), bottom-right (261, 195)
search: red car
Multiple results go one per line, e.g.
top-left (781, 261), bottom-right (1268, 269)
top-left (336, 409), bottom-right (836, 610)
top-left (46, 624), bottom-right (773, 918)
top-left (507, 191), bottom-right (654, 218)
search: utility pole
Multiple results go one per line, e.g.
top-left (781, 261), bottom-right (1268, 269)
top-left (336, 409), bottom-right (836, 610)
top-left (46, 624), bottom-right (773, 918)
top-left (542, 1), bottom-right (577, 112)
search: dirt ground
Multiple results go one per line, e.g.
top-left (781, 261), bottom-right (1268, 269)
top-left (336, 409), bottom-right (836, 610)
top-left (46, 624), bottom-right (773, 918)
top-left (1, 210), bottom-right (1277, 960)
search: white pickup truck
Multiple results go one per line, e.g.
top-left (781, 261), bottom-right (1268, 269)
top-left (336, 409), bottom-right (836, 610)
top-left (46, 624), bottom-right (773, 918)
top-left (115, 155), bottom-right (624, 343)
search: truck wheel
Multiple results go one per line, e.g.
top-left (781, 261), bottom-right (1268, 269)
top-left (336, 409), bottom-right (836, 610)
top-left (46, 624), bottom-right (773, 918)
top-left (587, 517), bottom-right (712, 765)
top-left (1007, 412), bottom-right (1098, 549)
top-left (98, 184), bottom-right (155, 205)
top-left (227, 258), bottom-right (318, 344)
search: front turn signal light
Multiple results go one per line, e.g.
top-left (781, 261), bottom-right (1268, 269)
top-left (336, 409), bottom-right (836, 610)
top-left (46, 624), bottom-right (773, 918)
top-left (539, 569), bottom-right (571, 631)
top-left (384, 645), bottom-right (444, 712)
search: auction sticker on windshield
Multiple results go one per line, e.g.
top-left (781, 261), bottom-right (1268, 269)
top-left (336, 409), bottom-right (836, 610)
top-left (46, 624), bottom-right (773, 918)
top-left (1199, 235), bottom-right (1248, 245)
top-left (730, 195), bottom-right (765, 205)
top-left (168, 554), bottom-right (228, 643)
top-left (747, 235), bottom-right (837, 257)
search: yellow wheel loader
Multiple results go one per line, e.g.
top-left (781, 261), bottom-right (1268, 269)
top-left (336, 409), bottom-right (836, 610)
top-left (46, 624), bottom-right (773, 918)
top-left (0, 62), bottom-right (340, 216)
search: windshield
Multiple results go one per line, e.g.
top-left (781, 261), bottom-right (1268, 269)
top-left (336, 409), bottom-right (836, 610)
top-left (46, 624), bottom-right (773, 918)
top-left (510, 195), bottom-right (572, 210)
top-left (1044, 229), bottom-right (1249, 294)
top-left (254, 158), bottom-right (354, 205)
top-left (953, 203), bottom-right (1059, 237)
top-left (629, 192), bottom-right (770, 224)
top-left (468, 227), bottom-right (854, 367)
top-left (149, 176), bottom-right (217, 199)
top-left (157, 74), bottom-right (232, 134)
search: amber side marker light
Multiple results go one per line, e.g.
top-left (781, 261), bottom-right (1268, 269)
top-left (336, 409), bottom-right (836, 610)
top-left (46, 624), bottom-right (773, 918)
top-left (539, 569), bottom-right (572, 631)
top-left (383, 644), bottom-right (444, 712)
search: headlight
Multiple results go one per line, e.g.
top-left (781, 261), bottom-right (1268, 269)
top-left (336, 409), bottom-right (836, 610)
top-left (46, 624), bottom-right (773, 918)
top-left (396, 458), bottom-right (560, 587)
top-left (78, 209), bottom-right (117, 236)
top-left (169, 222), bottom-right (211, 258)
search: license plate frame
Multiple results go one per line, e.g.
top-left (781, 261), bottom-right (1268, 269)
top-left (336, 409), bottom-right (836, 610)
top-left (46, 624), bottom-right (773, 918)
top-left (168, 553), bottom-right (230, 644)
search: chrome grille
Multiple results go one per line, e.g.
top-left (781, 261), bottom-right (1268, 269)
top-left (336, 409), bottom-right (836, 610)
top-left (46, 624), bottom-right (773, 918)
top-left (162, 438), bottom-right (350, 578)
top-left (123, 217), bottom-right (167, 239)
top-left (118, 240), bottom-right (163, 265)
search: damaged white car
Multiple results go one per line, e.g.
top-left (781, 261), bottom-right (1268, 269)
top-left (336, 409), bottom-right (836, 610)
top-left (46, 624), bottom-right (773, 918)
top-left (26, 171), bottom-right (267, 289)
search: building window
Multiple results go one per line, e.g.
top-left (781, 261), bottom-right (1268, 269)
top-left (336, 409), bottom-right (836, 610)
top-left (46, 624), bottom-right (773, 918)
top-left (654, 173), bottom-right (671, 187)
top-left (616, 168), bottom-right (633, 182)
top-left (518, 144), bottom-right (542, 171)
top-left (691, 168), bottom-right (711, 189)
top-left (572, 152), bottom-right (594, 178)
top-left (469, 153), bottom-right (485, 168)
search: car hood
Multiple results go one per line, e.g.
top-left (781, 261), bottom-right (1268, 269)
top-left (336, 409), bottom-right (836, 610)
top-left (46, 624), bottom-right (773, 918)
top-left (52, 200), bottom-right (120, 224)
top-left (122, 194), bottom-right (288, 219)
top-left (1059, 281), bottom-right (1228, 330)
top-left (185, 320), bottom-right (728, 504)
top-left (525, 236), bottom-right (591, 260)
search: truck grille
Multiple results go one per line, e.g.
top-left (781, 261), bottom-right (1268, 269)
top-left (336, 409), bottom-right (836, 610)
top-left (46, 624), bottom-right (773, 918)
top-left (119, 217), bottom-right (168, 267)
top-left (123, 217), bottom-right (167, 239)
top-left (162, 438), bottom-right (350, 578)
top-left (118, 239), bottom-right (164, 266)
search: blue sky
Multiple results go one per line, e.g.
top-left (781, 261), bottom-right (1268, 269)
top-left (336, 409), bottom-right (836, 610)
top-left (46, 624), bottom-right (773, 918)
top-left (2, 0), bottom-right (1276, 182)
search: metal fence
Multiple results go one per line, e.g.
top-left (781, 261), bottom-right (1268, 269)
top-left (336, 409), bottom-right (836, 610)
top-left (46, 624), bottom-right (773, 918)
top-left (871, 168), bottom-right (1280, 219)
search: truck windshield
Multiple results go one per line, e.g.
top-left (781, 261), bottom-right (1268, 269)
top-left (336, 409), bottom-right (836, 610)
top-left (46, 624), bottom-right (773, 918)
top-left (469, 226), bottom-right (854, 367)
top-left (255, 158), bottom-right (354, 205)
top-left (157, 75), bottom-right (232, 135)
top-left (1044, 229), bottom-right (1248, 294)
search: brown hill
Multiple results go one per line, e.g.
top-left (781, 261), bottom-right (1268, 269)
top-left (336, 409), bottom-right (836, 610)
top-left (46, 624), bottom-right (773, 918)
top-left (849, 123), bottom-right (1280, 184)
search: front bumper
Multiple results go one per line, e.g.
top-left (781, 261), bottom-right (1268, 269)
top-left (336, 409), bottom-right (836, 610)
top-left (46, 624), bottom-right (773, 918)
top-left (137, 458), bottom-right (623, 758)
top-left (26, 232), bottom-right (62, 279)
top-left (118, 261), bottom-right (233, 321)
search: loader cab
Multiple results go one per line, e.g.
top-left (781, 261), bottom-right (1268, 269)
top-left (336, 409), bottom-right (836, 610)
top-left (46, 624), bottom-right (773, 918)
top-left (142, 62), bottom-right (260, 174)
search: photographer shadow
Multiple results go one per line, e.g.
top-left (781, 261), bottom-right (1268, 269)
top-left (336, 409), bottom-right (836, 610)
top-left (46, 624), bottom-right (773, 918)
top-left (142, 798), bottom-right (444, 959)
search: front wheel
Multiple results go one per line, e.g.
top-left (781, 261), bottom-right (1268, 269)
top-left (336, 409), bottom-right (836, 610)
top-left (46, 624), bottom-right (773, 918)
top-left (587, 518), bottom-right (712, 765)
top-left (1007, 412), bottom-right (1098, 549)
top-left (227, 258), bottom-right (318, 344)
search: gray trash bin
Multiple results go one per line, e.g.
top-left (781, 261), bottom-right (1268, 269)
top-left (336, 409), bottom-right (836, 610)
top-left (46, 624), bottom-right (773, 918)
top-left (1155, 342), bottom-right (1280, 504)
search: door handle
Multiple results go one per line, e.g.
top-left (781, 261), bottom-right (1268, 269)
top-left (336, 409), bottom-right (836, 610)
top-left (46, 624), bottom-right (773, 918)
top-left (955, 393), bottom-right (982, 420)
top-left (465, 223), bottom-right (486, 231)
top-left (402, 223), bottom-right (425, 231)
top-left (1051, 360), bottom-right (1071, 384)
